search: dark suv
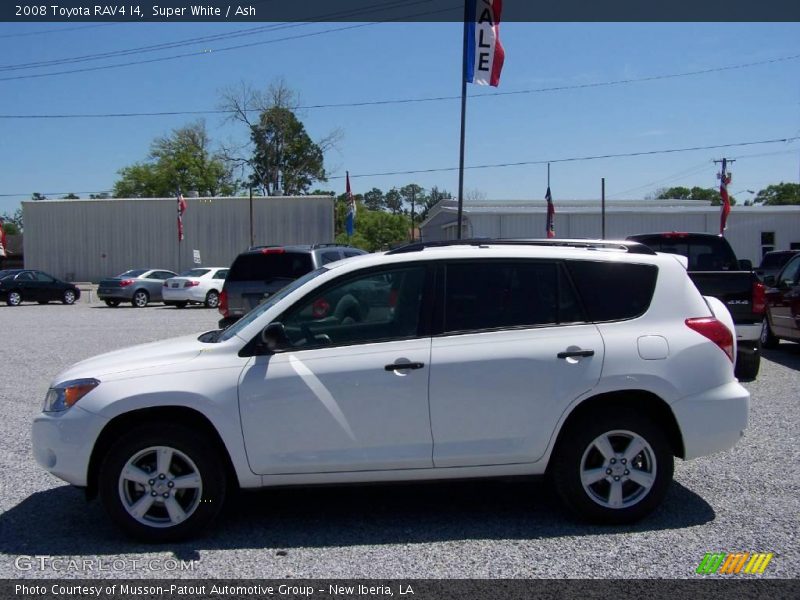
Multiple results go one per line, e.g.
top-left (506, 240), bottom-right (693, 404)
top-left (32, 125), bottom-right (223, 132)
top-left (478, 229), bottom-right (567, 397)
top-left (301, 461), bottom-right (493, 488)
top-left (218, 244), bottom-right (367, 328)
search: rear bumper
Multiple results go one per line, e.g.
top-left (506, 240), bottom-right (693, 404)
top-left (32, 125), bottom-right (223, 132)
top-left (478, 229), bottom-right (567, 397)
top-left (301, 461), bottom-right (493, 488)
top-left (97, 289), bottom-right (133, 301)
top-left (163, 288), bottom-right (206, 303)
top-left (672, 381), bottom-right (749, 460)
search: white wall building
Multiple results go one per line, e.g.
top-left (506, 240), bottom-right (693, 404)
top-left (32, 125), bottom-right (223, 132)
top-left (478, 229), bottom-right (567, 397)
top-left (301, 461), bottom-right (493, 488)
top-left (420, 199), bottom-right (800, 264)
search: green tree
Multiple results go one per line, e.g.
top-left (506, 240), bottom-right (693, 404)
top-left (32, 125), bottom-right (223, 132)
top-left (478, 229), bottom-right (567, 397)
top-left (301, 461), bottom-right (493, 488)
top-left (755, 182), bottom-right (800, 205)
top-left (418, 185), bottom-right (451, 222)
top-left (335, 209), bottom-right (409, 252)
top-left (363, 187), bottom-right (385, 211)
top-left (113, 120), bottom-right (236, 198)
top-left (656, 186), bottom-right (735, 206)
top-left (31, 192), bottom-right (46, 201)
top-left (220, 80), bottom-right (340, 196)
top-left (1, 208), bottom-right (23, 232)
top-left (384, 187), bottom-right (403, 215)
top-left (61, 193), bottom-right (79, 199)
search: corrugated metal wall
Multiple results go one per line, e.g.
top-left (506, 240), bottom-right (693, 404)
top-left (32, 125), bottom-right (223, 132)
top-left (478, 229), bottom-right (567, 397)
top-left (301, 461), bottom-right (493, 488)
top-left (23, 196), bottom-right (334, 282)
top-left (425, 208), bottom-right (800, 264)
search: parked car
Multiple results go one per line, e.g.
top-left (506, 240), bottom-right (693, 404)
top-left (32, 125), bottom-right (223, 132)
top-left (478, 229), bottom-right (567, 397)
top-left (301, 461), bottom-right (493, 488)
top-left (755, 250), bottom-right (799, 283)
top-left (218, 244), bottom-right (367, 328)
top-left (760, 252), bottom-right (800, 348)
top-left (98, 269), bottom-right (178, 308)
top-left (0, 269), bottom-right (80, 306)
top-left (627, 232), bottom-right (765, 379)
top-left (32, 239), bottom-right (749, 541)
top-left (163, 268), bottom-right (229, 309)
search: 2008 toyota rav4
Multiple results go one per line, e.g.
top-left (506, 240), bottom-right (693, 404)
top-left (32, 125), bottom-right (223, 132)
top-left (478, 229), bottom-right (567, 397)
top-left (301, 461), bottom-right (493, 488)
top-left (32, 239), bottom-right (749, 541)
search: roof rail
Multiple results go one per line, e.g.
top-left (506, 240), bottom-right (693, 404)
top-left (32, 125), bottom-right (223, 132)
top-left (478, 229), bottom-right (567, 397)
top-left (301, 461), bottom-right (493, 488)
top-left (311, 243), bottom-right (353, 249)
top-left (386, 238), bottom-right (657, 255)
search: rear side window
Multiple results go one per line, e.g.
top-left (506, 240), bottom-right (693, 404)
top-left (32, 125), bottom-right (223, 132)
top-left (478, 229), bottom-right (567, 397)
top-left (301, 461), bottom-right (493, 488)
top-left (227, 252), bottom-right (313, 282)
top-left (181, 268), bottom-right (210, 277)
top-left (566, 261), bottom-right (657, 322)
top-left (443, 261), bottom-right (583, 333)
top-left (320, 251), bottom-right (343, 265)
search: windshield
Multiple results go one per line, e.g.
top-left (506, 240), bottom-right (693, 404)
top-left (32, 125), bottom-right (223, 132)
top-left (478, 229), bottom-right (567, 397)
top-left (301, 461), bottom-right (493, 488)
top-left (117, 269), bottom-right (148, 278)
top-left (217, 267), bottom-right (329, 342)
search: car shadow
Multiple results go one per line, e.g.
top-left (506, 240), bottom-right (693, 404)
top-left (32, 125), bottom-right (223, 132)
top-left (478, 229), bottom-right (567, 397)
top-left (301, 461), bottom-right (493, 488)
top-left (762, 344), bottom-right (800, 371)
top-left (0, 479), bottom-right (714, 556)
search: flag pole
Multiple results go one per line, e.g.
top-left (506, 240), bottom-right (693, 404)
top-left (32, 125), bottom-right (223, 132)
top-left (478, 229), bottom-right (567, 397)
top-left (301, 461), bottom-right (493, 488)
top-left (456, 0), bottom-right (469, 241)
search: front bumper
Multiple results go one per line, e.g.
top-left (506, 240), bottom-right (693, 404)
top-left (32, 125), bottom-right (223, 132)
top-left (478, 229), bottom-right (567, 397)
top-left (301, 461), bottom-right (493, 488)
top-left (671, 380), bottom-right (749, 460)
top-left (32, 406), bottom-right (109, 487)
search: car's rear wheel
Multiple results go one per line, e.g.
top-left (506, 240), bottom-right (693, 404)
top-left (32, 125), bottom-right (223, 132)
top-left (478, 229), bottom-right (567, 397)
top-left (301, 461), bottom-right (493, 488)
top-left (760, 319), bottom-right (780, 349)
top-left (6, 291), bottom-right (21, 306)
top-left (204, 290), bottom-right (219, 309)
top-left (98, 424), bottom-right (226, 542)
top-left (132, 290), bottom-right (149, 308)
top-left (550, 410), bottom-right (673, 524)
top-left (105, 299), bottom-right (121, 308)
top-left (62, 289), bottom-right (77, 305)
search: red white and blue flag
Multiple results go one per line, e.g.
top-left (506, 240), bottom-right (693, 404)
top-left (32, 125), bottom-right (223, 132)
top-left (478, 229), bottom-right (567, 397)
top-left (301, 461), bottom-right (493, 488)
top-left (719, 159), bottom-right (731, 235)
top-left (0, 219), bottom-right (7, 257)
top-left (345, 171), bottom-right (356, 237)
top-left (545, 186), bottom-right (555, 238)
top-left (466, 0), bottom-right (505, 87)
top-left (177, 191), bottom-right (187, 242)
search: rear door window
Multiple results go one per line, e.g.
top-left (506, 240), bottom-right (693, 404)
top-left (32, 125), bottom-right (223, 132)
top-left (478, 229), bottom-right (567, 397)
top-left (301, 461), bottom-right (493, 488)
top-left (442, 261), bottom-right (583, 333)
top-left (320, 251), bottom-right (343, 265)
top-left (565, 261), bottom-right (658, 322)
top-left (631, 236), bottom-right (737, 270)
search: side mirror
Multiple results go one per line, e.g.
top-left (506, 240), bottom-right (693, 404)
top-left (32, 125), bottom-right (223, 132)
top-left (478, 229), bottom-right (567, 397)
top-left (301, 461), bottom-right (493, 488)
top-left (260, 322), bottom-right (290, 353)
top-left (763, 275), bottom-right (776, 287)
top-left (739, 259), bottom-right (752, 270)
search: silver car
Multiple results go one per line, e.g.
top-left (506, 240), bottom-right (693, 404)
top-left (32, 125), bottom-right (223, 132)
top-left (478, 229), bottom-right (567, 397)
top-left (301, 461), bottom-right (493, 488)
top-left (97, 269), bottom-right (178, 308)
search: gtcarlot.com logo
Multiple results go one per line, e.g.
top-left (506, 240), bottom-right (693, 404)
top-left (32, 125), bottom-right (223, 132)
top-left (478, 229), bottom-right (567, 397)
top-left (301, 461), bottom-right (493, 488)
top-left (14, 555), bottom-right (196, 572)
top-left (696, 552), bottom-right (774, 575)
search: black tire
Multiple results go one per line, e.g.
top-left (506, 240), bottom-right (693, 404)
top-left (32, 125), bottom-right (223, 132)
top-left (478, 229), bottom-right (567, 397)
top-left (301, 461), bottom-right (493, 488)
top-left (550, 410), bottom-right (673, 524)
top-left (760, 319), bottom-right (780, 350)
top-left (62, 289), bottom-right (77, 305)
top-left (131, 290), bottom-right (149, 308)
top-left (6, 291), bottom-right (21, 306)
top-left (98, 423), bottom-right (227, 542)
top-left (734, 345), bottom-right (761, 380)
top-left (105, 299), bottom-right (121, 308)
top-left (204, 290), bottom-right (220, 309)
top-left (175, 301), bottom-right (188, 309)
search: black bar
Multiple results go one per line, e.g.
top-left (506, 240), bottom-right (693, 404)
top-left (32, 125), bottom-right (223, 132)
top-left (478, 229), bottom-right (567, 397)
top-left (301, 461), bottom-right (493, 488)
top-left (456, 0), bottom-right (468, 241)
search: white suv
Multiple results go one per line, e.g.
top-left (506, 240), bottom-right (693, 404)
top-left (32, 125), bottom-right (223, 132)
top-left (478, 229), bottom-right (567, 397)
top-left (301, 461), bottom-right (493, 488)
top-left (32, 240), bottom-right (749, 541)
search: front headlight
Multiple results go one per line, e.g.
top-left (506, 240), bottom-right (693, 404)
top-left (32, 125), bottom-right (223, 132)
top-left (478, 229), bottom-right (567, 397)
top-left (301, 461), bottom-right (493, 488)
top-left (43, 378), bottom-right (100, 412)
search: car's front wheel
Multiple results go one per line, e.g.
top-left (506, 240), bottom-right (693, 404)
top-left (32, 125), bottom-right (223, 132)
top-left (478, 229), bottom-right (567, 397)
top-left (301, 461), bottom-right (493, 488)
top-left (62, 289), bottom-right (77, 305)
top-left (98, 424), bottom-right (227, 542)
top-left (550, 410), bottom-right (673, 524)
top-left (131, 290), bottom-right (149, 308)
top-left (6, 291), bottom-right (21, 306)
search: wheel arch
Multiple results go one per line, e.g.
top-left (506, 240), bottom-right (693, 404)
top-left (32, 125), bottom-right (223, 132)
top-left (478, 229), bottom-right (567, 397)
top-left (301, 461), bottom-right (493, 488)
top-left (86, 406), bottom-right (239, 499)
top-left (549, 390), bottom-right (685, 467)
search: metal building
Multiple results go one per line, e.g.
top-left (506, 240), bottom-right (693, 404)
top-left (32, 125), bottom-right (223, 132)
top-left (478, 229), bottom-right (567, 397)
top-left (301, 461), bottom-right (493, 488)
top-left (23, 195), bottom-right (334, 282)
top-left (420, 199), bottom-right (800, 264)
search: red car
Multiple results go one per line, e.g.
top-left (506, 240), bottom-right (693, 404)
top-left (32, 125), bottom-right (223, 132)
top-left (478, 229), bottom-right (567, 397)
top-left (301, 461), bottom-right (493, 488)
top-left (761, 253), bottom-right (800, 347)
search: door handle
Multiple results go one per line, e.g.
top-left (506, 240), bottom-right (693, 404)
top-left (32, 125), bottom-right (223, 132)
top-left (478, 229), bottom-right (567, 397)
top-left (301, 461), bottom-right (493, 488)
top-left (557, 349), bottom-right (595, 359)
top-left (385, 362), bottom-right (425, 371)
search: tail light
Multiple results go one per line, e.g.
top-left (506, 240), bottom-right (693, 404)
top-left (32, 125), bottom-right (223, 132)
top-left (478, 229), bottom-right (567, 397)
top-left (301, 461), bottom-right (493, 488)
top-left (218, 289), bottom-right (228, 316)
top-left (185, 280), bottom-right (200, 287)
top-left (752, 281), bottom-right (766, 315)
top-left (312, 298), bottom-right (330, 319)
top-left (119, 279), bottom-right (134, 287)
top-left (685, 317), bottom-right (734, 363)
top-left (260, 247), bottom-right (285, 255)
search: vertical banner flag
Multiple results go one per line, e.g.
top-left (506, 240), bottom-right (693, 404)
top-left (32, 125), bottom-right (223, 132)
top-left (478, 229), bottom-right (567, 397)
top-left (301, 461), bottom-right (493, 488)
top-left (719, 159), bottom-right (731, 235)
top-left (345, 171), bottom-right (356, 237)
top-left (177, 191), bottom-right (187, 242)
top-left (466, 0), bottom-right (505, 87)
top-left (545, 186), bottom-right (555, 238)
top-left (0, 219), bottom-right (7, 257)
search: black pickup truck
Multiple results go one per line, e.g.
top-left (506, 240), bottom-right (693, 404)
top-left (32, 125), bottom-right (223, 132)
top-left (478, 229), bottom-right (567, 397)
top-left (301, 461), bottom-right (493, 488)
top-left (627, 232), bottom-right (765, 380)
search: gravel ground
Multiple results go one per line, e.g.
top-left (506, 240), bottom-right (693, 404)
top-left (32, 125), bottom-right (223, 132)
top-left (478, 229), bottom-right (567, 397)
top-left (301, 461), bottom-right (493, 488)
top-left (0, 302), bottom-right (797, 579)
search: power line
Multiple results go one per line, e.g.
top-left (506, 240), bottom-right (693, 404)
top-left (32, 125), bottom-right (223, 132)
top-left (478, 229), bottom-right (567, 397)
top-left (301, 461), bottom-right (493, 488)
top-left (0, 0), bottom-right (415, 72)
top-left (0, 3), bottom-right (459, 82)
top-left (2, 51), bottom-right (798, 118)
top-left (0, 23), bottom-right (119, 39)
top-left (3, 136), bottom-right (797, 199)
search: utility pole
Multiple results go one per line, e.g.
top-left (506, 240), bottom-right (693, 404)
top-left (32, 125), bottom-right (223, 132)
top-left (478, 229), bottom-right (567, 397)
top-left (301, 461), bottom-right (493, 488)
top-left (410, 187), bottom-right (416, 242)
top-left (714, 158), bottom-right (735, 182)
top-left (601, 178), bottom-right (606, 240)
